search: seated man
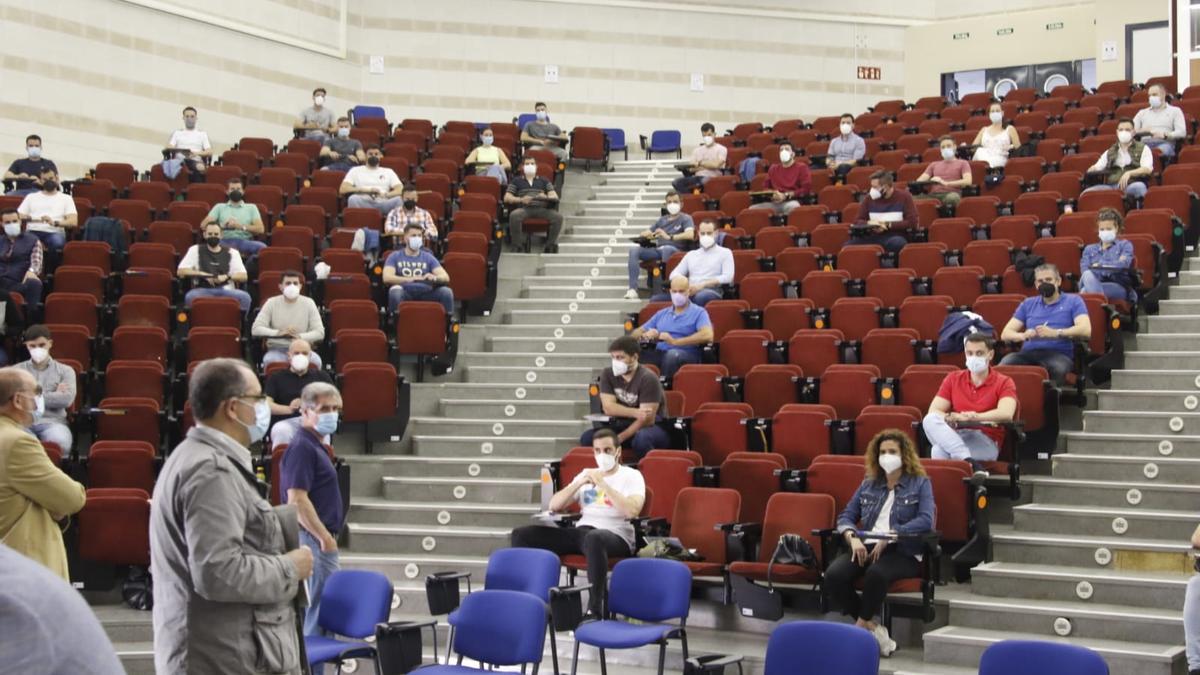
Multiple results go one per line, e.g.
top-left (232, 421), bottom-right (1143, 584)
top-left (1133, 83), bottom-right (1186, 158)
top-left (167, 106), bottom-right (212, 179)
top-left (520, 102), bottom-right (568, 161)
top-left (340, 146), bottom-right (403, 217)
top-left (0, 208), bottom-right (45, 308)
top-left (383, 185), bottom-right (438, 252)
top-left (828, 114), bottom-right (866, 180)
top-left (504, 157), bottom-right (563, 254)
top-left (657, 219), bottom-right (733, 308)
top-left (999, 263), bottom-right (1091, 385)
top-left (625, 191), bottom-right (694, 299)
top-left (464, 127), bottom-right (512, 184)
top-left (510, 428), bottom-right (645, 618)
top-left (748, 142), bottom-right (810, 216)
top-left (846, 170), bottom-right (916, 254)
top-left (922, 333), bottom-right (1016, 476)
top-left (252, 271), bottom-right (325, 368)
top-left (14, 324), bottom-right (75, 457)
top-left (382, 223), bottom-right (454, 315)
top-left (671, 123), bottom-right (728, 194)
top-left (914, 136), bottom-right (972, 209)
top-left (265, 339), bottom-right (334, 429)
top-left (629, 275), bottom-right (713, 378)
top-left (295, 87), bottom-right (335, 142)
top-left (177, 223), bottom-right (252, 312)
top-left (319, 117), bottom-right (365, 172)
top-left (4, 135), bottom-right (57, 196)
top-left (16, 169), bottom-right (76, 252)
top-left (199, 178), bottom-right (266, 258)
top-left (580, 336), bottom-right (670, 458)
top-left (1082, 118), bottom-right (1152, 201)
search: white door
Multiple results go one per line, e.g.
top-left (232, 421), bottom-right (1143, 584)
top-left (1131, 25), bottom-right (1172, 83)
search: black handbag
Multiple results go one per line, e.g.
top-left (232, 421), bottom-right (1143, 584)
top-left (731, 534), bottom-right (818, 621)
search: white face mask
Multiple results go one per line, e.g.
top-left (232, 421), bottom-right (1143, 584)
top-left (610, 358), bottom-right (629, 377)
top-left (1098, 229), bottom-right (1117, 244)
top-left (869, 187), bottom-right (882, 200)
top-left (3, 222), bottom-right (21, 238)
top-left (965, 354), bottom-right (989, 375)
top-left (337, 127), bottom-right (350, 138)
top-left (878, 453), bottom-right (903, 475)
top-left (290, 353), bottom-right (310, 372)
top-left (1149, 95), bottom-right (1162, 108)
top-left (1117, 130), bottom-right (1133, 145)
top-left (481, 135), bottom-right (494, 146)
top-left (594, 451), bottom-right (617, 472)
top-left (281, 284), bottom-right (301, 300)
top-left (702, 135), bottom-right (714, 146)
top-left (699, 233), bottom-right (716, 249)
top-left (523, 164), bottom-right (538, 178)
top-left (28, 347), bottom-right (49, 364)
top-left (989, 111), bottom-right (1003, 125)
top-left (940, 147), bottom-right (955, 160)
top-left (839, 122), bottom-right (853, 135)
top-left (313, 95), bottom-right (325, 106)
top-left (408, 235), bottom-right (424, 251)
top-left (666, 202), bottom-right (681, 215)
top-left (27, 146), bottom-right (41, 159)
top-left (779, 150), bottom-right (793, 163)
top-left (535, 110), bottom-right (548, 121)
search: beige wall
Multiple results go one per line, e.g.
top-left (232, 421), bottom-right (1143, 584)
top-left (1094, 0), bottom-right (1171, 84)
top-left (903, 4), bottom-right (1098, 102)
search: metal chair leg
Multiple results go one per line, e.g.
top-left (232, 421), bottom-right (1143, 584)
top-left (570, 641), bottom-right (581, 675)
top-left (657, 642), bottom-right (667, 675)
top-left (445, 626), bottom-right (455, 664)
top-left (599, 648), bottom-right (607, 675)
top-left (548, 622), bottom-right (560, 675)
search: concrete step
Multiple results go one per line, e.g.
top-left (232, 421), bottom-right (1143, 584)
top-left (522, 285), bottom-right (629, 300)
top-left (1012, 503), bottom-right (1199, 541)
top-left (411, 382), bottom-right (588, 402)
top-left (921, 625), bottom-right (1183, 675)
top-left (1081, 410), bottom-right (1200, 435)
top-left (411, 435), bottom-right (578, 458)
top-left (344, 455), bottom-right (551, 480)
top-left (381, 476), bottom-right (539, 503)
top-left (1027, 475), bottom-right (1200, 511)
top-left (1111, 370), bottom-right (1200, 390)
top-left (969, 561), bottom-right (1188, 611)
top-left (1145, 315), bottom-right (1200, 333)
top-left (458, 351), bottom-right (609, 369)
top-left (1155, 300), bottom-right (1200, 316)
top-left (347, 498), bottom-right (540, 528)
top-left (487, 335), bottom-right (616, 354)
top-left (407, 416), bottom-right (587, 439)
top-left (90, 604), bottom-right (154, 644)
top-left (504, 308), bottom-right (630, 326)
top-left (113, 643), bottom-right (154, 675)
top-left (346, 523), bottom-right (512, 557)
top-left (462, 365), bottom-right (598, 385)
top-left (340, 551), bottom-right (491, 583)
top-left (1051, 453), bottom-right (1200, 483)
top-left (946, 596), bottom-right (1181, 648)
top-left (523, 274), bottom-right (626, 286)
top-left (463, 323), bottom-right (618, 339)
top-left (1062, 432), bottom-right (1200, 458)
top-left (1097, 390), bottom-right (1200, 413)
top-left (1124, 351), bottom-right (1200, 370)
top-left (1131, 333), bottom-right (1200, 350)
top-left (991, 528), bottom-right (1193, 573)
top-left (437, 398), bottom-right (590, 421)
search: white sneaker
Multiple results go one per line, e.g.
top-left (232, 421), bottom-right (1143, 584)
top-left (872, 624), bottom-right (897, 657)
top-left (623, 289), bottom-right (639, 300)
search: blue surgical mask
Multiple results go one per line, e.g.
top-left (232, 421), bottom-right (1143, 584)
top-left (407, 235), bottom-right (423, 251)
top-left (315, 412), bottom-right (339, 436)
top-left (482, 135), bottom-right (494, 146)
top-left (940, 147), bottom-right (955, 160)
top-left (1098, 229), bottom-right (1117, 244)
top-left (535, 110), bottom-right (547, 121)
top-left (238, 399), bottom-right (270, 444)
top-left (965, 355), bottom-right (989, 375)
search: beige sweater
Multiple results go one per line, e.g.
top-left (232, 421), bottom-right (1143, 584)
top-left (251, 295), bottom-right (325, 350)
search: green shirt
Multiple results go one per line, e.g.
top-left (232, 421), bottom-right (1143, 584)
top-left (207, 202), bottom-right (260, 239)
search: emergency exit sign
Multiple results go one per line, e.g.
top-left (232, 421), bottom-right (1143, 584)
top-left (857, 66), bottom-right (882, 81)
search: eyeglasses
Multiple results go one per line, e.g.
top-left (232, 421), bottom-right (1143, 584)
top-left (237, 394), bottom-right (269, 405)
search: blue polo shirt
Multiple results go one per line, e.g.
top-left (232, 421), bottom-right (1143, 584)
top-left (642, 302), bottom-right (712, 357)
top-left (279, 429), bottom-right (344, 534)
top-left (1013, 292), bottom-right (1088, 357)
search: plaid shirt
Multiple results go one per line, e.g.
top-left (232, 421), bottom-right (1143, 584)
top-left (384, 206), bottom-right (438, 238)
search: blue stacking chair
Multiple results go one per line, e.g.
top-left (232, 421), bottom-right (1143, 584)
top-left (602, 129), bottom-right (628, 161)
top-left (418, 590), bottom-right (549, 674)
top-left (351, 105), bottom-right (387, 123)
top-left (570, 558), bottom-right (691, 675)
top-left (641, 130), bottom-right (682, 159)
top-left (305, 570), bottom-right (394, 674)
top-left (979, 640), bottom-right (1109, 675)
top-left (516, 113), bottom-right (539, 132)
top-left (762, 621), bottom-right (878, 675)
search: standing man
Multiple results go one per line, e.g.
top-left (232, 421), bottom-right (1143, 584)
top-left (15, 325), bottom-right (75, 457)
top-left (295, 87), bottom-right (336, 142)
top-left (504, 157), bottom-right (563, 253)
top-left (151, 358), bottom-right (313, 675)
top-left (279, 382), bottom-right (344, 636)
top-left (0, 367), bottom-right (85, 579)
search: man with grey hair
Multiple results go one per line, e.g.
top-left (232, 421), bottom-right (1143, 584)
top-left (998, 263), bottom-right (1091, 385)
top-left (279, 381), bottom-right (344, 636)
top-left (151, 358), bottom-right (313, 675)
top-left (1133, 83), bottom-right (1186, 158)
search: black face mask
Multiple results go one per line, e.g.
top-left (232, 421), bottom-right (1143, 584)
top-left (42, 180), bottom-right (58, 192)
top-left (1037, 282), bottom-right (1056, 298)
top-left (367, 156), bottom-right (381, 167)
top-left (403, 199), bottom-right (417, 210)
top-left (228, 190), bottom-right (244, 202)
top-left (205, 236), bottom-right (221, 247)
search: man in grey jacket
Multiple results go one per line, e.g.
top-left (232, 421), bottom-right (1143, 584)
top-left (151, 358), bottom-right (313, 674)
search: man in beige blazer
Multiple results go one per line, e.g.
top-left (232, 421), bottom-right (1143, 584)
top-left (0, 367), bottom-right (85, 579)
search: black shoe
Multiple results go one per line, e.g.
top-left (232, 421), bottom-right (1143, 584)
top-left (543, 243), bottom-right (559, 254)
top-left (967, 460), bottom-right (989, 482)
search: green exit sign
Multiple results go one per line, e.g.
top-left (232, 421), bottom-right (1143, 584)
top-left (953, 32), bottom-right (970, 40)
top-left (1046, 21), bottom-right (1064, 30)
top-left (996, 27), bottom-right (1014, 36)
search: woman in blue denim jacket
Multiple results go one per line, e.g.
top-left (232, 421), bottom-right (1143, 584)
top-left (824, 430), bottom-right (935, 657)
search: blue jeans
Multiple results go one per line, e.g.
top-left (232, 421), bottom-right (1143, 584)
top-left (672, 175), bottom-right (705, 194)
top-left (641, 346), bottom-right (700, 380)
top-left (580, 423), bottom-right (671, 459)
top-left (923, 412), bottom-right (999, 462)
top-left (999, 349), bottom-right (1075, 385)
top-left (31, 421), bottom-right (73, 457)
top-left (221, 238), bottom-right (267, 257)
top-left (1185, 575), bottom-right (1200, 670)
top-left (627, 245), bottom-right (678, 290)
top-left (300, 529), bottom-right (340, 637)
top-left (29, 230), bottom-right (65, 252)
top-left (347, 194), bottom-right (403, 215)
top-left (651, 287), bottom-right (721, 307)
top-left (0, 277), bottom-right (44, 307)
top-left (5, 188), bottom-right (38, 197)
top-left (388, 283), bottom-right (455, 314)
top-left (1144, 137), bottom-right (1176, 157)
top-left (184, 287), bottom-right (253, 312)
top-left (1081, 181), bottom-right (1148, 200)
top-left (322, 161), bottom-right (356, 172)
top-left (1079, 270), bottom-right (1135, 302)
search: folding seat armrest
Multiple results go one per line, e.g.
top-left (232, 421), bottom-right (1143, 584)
top-left (689, 464), bottom-right (721, 487)
top-left (741, 308), bottom-right (763, 329)
top-left (720, 283), bottom-right (738, 299)
top-left (775, 467), bottom-right (806, 492)
top-left (548, 584), bottom-right (592, 631)
top-left (685, 654), bottom-right (745, 674)
top-left (829, 418), bottom-right (854, 454)
top-left (554, 513), bottom-right (584, 527)
top-left (808, 154), bottom-right (828, 169)
top-left (375, 619), bottom-right (439, 674)
top-left (1, 179), bottom-right (13, 192)
top-left (623, 311), bottom-right (641, 332)
top-left (701, 341), bottom-right (719, 364)
top-left (631, 516), bottom-right (669, 538)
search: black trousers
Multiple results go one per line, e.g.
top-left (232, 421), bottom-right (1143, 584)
top-left (823, 546), bottom-right (920, 621)
top-left (510, 525), bottom-right (631, 613)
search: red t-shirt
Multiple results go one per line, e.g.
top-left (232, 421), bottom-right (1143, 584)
top-left (935, 369), bottom-right (1018, 447)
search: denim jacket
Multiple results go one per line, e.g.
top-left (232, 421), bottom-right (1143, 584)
top-left (836, 472), bottom-right (935, 558)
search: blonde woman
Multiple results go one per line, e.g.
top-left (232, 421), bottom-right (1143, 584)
top-left (824, 430), bottom-right (934, 657)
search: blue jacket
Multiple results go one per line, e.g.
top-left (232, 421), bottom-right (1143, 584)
top-left (836, 472), bottom-right (935, 558)
top-left (937, 311), bottom-right (994, 355)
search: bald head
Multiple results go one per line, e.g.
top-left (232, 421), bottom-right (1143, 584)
top-left (0, 367), bottom-right (37, 425)
top-left (288, 339), bottom-right (312, 357)
top-left (669, 275), bottom-right (690, 293)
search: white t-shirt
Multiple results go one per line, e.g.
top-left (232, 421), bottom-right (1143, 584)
top-left (869, 489), bottom-right (894, 535)
top-left (168, 129), bottom-right (212, 154)
top-left (178, 244), bottom-right (247, 290)
top-left (573, 465), bottom-right (646, 549)
top-left (343, 166), bottom-right (402, 195)
top-left (17, 191), bottom-right (77, 235)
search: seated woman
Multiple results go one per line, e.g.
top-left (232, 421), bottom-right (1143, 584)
top-left (823, 430), bottom-right (935, 657)
top-left (464, 127), bottom-right (512, 184)
top-left (1079, 207), bottom-right (1137, 303)
top-left (971, 101), bottom-right (1021, 169)
top-left (510, 428), bottom-right (645, 618)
